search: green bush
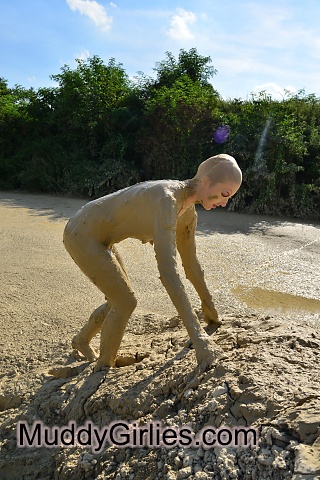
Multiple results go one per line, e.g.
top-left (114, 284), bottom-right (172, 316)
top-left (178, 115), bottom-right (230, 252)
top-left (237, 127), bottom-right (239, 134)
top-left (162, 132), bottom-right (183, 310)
top-left (0, 53), bottom-right (319, 219)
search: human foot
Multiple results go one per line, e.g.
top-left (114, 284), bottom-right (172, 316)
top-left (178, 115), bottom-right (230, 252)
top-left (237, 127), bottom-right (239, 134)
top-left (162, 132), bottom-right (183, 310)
top-left (72, 335), bottom-right (98, 362)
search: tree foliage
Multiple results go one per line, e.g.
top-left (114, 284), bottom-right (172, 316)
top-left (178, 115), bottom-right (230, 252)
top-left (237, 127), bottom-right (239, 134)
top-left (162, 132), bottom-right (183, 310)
top-left (0, 50), bottom-right (319, 219)
top-left (153, 48), bottom-right (217, 88)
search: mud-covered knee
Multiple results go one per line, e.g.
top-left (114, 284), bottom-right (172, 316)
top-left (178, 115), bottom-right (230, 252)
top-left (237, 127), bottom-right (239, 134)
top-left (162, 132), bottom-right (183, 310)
top-left (121, 293), bottom-right (137, 316)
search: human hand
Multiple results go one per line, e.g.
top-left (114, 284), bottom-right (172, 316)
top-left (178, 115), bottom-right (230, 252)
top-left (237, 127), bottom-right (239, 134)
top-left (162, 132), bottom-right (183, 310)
top-left (201, 299), bottom-right (222, 326)
top-left (195, 338), bottom-right (224, 373)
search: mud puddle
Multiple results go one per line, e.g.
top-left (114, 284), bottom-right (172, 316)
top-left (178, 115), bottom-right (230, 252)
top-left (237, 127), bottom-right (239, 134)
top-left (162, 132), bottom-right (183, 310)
top-left (233, 285), bottom-right (320, 316)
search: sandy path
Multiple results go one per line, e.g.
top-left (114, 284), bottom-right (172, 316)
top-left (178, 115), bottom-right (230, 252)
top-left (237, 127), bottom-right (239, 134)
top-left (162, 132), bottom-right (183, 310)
top-left (0, 191), bottom-right (319, 479)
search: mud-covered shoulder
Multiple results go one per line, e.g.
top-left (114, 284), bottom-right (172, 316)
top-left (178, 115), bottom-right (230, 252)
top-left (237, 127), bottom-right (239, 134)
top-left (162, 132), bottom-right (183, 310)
top-left (154, 190), bottom-right (179, 231)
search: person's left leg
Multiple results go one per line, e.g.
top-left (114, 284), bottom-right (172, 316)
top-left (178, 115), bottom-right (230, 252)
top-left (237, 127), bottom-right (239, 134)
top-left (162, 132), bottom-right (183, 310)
top-left (71, 245), bottom-right (133, 362)
top-left (72, 302), bottom-right (110, 361)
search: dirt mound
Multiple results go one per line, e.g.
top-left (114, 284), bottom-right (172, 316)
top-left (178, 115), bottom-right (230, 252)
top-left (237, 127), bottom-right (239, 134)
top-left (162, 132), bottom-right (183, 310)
top-left (1, 313), bottom-right (320, 479)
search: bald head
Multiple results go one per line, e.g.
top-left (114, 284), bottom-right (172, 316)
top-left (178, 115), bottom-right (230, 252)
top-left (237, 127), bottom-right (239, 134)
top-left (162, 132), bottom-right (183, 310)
top-left (194, 154), bottom-right (242, 187)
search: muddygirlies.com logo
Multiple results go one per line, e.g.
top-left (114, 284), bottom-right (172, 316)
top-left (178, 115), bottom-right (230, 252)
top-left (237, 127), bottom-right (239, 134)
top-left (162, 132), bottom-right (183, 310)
top-left (17, 420), bottom-right (258, 453)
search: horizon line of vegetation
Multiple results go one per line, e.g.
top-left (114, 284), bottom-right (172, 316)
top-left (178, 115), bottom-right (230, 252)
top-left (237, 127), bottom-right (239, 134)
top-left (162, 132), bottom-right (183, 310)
top-left (0, 48), bottom-right (319, 220)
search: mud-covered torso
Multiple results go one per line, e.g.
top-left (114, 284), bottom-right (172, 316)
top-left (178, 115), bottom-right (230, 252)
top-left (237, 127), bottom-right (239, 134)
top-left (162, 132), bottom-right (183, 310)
top-left (65, 180), bottom-right (195, 247)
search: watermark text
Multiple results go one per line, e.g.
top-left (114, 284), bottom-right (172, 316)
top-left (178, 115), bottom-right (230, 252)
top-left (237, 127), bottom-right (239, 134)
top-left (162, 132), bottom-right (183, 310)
top-left (17, 420), bottom-right (258, 453)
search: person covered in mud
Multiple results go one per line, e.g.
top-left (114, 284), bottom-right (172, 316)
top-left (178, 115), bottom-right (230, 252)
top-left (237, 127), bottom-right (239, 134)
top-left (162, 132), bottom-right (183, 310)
top-left (63, 154), bottom-right (242, 372)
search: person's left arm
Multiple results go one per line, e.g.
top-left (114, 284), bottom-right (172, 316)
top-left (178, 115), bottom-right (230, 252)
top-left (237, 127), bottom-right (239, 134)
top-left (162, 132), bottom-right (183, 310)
top-left (176, 207), bottom-right (221, 326)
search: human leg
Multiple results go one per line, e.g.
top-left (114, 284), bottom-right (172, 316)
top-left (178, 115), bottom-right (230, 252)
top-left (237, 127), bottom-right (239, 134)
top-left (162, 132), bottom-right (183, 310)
top-left (112, 245), bottom-right (131, 284)
top-left (64, 229), bottom-right (137, 369)
top-left (72, 302), bottom-right (110, 361)
top-left (70, 245), bottom-right (132, 362)
top-left (94, 248), bottom-right (137, 370)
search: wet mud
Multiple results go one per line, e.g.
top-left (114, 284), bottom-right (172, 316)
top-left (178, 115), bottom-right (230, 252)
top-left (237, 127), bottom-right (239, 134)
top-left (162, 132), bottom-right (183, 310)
top-left (234, 286), bottom-right (320, 316)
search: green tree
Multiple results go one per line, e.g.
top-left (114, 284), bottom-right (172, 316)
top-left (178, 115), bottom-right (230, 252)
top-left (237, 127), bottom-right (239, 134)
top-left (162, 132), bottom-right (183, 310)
top-left (224, 90), bottom-right (320, 218)
top-left (0, 51), bottom-right (319, 219)
top-left (0, 80), bottom-right (35, 188)
top-left (153, 48), bottom-right (217, 88)
top-left (138, 77), bottom-right (221, 179)
top-left (37, 55), bottom-right (140, 195)
top-left (136, 48), bottom-right (221, 179)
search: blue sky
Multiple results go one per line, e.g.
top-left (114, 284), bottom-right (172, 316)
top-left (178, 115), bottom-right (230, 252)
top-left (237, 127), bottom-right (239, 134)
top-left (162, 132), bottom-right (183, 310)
top-left (1, 0), bottom-right (320, 100)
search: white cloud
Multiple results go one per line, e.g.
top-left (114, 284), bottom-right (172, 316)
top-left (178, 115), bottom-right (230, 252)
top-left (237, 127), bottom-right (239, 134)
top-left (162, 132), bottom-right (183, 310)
top-left (166, 8), bottom-right (196, 40)
top-left (66, 0), bottom-right (112, 32)
top-left (217, 56), bottom-right (285, 77)
top-left (253, 82), bottom-right (297, 100)
top-left (243, 2), bottom-right (320, 58)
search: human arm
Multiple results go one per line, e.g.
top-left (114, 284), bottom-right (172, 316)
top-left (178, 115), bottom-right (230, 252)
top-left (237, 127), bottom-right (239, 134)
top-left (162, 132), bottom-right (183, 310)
top-left (153, 195), bottom-right (220, 369)
top-left (176, 207), bottom-right (221, 326)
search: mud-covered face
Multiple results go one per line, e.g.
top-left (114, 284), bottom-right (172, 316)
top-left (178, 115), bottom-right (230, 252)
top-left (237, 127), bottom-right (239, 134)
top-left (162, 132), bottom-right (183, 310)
top-left (197, 179), bottom-right (241, 210)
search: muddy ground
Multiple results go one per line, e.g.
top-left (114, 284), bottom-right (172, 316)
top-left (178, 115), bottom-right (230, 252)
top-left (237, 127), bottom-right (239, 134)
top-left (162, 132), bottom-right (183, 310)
top-left (0, 191), bottom-right (319, 480)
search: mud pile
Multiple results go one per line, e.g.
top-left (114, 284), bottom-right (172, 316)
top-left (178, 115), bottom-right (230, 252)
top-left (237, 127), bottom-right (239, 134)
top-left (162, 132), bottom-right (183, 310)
top-left (1, 312), bottom-right (320, 480)
top-left (1, 193), bottom-right (319, 479)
